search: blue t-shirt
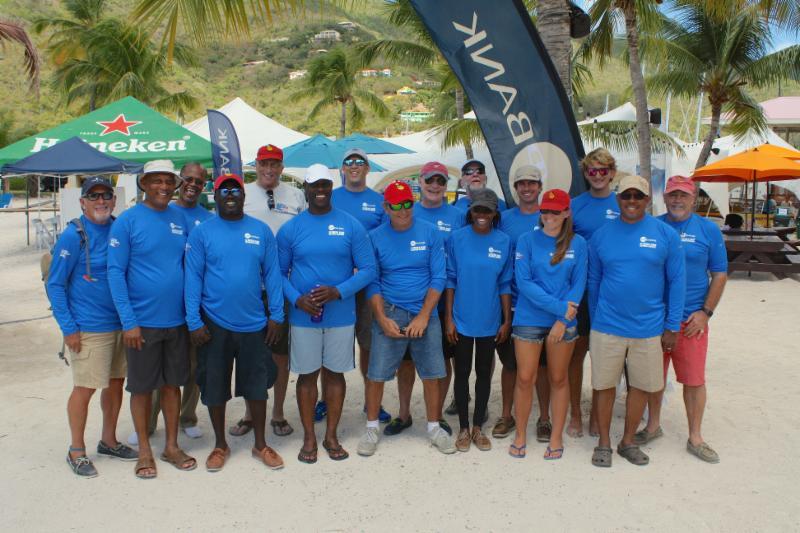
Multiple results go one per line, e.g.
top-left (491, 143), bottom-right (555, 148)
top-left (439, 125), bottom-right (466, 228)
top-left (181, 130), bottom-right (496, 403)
top-left (588, 216), bottom-right (686, 338)
top-left (331, 187), bottom-right (386, 231)
top-left (413, 202), bottom-right (465, 236)
top-left (46, 216), bottom-right (121, 335)
top-left (571, 191), bottom-right (620, 240)
top-left (277, 208), bottom-right (376, 328)
top-left (107, 204), bottom-right (187, 330)
top-left (172, 203), bottom-right (214, 233)
top-left (513, 228), bottom-right (587, 328)
top-left (446, 227), bottom-right (512, 337)
top-left (453, 195), bottom-right (508, 212)
top-left (658, 213), bottom-right (727, 321)
top-left (367, 220), bottom-right (446, 314)
top-left (184, 215), bottom-right (284, 333)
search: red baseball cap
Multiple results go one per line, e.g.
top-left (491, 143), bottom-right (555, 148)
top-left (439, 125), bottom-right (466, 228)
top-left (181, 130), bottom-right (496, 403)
top-left (420, 161), bottom-right (449, 181)
top-left (213, 173), bottom-right (244, 191)
top-left (256, 144), bottom-right (283, 161)
top-left (383, 181), bottom-right (414, 204)
top-left (539, 189), bottom-right (571, 211)
top-left (664, 175), bottom-right (696, 195)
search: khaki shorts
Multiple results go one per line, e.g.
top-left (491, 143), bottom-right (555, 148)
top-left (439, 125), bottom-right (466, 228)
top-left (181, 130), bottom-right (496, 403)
top-left (355, 289), bottom-right (373, 351)
top-left (69, 331), bottom-right (126, 389)
top-left (589, 330), bottom-right (664, 393)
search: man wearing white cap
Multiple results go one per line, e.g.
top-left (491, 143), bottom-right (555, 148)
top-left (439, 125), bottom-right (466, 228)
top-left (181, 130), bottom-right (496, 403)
top-left (108, 159), bottom-right (195, 478)
top-left (277, 163), bottom-right (376, 463)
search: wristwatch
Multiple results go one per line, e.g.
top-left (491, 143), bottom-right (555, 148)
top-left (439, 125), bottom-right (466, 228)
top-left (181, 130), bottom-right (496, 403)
top-left (701, 307), bottom-right (714, 317)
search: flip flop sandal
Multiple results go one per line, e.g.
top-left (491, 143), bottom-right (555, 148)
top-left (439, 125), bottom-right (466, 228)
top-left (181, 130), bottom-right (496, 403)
top-left (228, 418), bottom-right (254, 437)
top-left (322, 440), bottom-right (349, 461)
top-left (617, 444), bottom-right (649, 466)
top-left (297, 447), bottom-right (318, 464)
top-left (508, 443), bottom-right (527, 459)
top-left (544, 446), bottom-right (564, 460)
top-left (270, 419), bottom-right (294, 437)
top-left (160, 449), bottom-right (198, 471)
top-left (135, 456), bottom-right (157, 479)
top-left (592, 446), bottom-right (613, 468)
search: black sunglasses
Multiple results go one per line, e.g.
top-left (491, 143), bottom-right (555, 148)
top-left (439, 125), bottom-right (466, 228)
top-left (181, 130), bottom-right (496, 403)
top-left (388, 200), bottom-right (413, 211)
top-left (462, 167), bottom-right (485, 176)
top-left (266, 189), bottom-right (275, 209)
top-left (83, 191), bottom-right (113, 201)
top-left (343, 159), bottom-right (367, 167)
top-left (424, 176), bottom-right (447, 186)
top-left (619, 191), bottom-right (647, 200)
top-left (218, 187), bottom-right (242, 198)
top-left (540, 209), bottom-right (562, 215)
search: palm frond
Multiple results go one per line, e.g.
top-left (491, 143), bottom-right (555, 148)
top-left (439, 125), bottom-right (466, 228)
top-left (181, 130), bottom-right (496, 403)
top-left (0, 20), bottom-right (40, 94)
top-left (579, 120), bottom-right (685, 157)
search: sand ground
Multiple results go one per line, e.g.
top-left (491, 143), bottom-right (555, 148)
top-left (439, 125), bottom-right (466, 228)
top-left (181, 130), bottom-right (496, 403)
top-left (1, 211), bottom-right (798, 532)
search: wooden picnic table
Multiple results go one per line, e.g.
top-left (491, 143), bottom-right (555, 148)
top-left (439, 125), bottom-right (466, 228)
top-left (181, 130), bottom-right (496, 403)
top-left (725, 234), bottom-right (800, 279)
top-left (723, 226), bottom-right (796, 241)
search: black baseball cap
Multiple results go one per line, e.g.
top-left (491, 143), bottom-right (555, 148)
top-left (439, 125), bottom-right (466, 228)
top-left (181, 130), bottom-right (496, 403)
top-left (81, 177), bottom-right (114, 197)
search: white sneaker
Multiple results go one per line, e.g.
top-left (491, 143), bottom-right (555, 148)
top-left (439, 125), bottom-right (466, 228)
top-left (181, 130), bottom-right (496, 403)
top-left (429, 426), bottom-right (456, 454)
top-left (357, 427), bottom-right (381, 457)
top-left (127, 432), bottom-right (138, 446)
top-left (183, 426), bottom-right (203, 439)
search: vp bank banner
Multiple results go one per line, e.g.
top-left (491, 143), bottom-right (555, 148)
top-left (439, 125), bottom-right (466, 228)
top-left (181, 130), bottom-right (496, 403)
top-left (409, 0), bottom-right (585, 201)
top-left (0, 96), bottom-right (212, 166)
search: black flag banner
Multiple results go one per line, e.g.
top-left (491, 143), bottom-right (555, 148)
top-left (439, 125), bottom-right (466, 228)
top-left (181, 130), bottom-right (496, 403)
top-left (409, 0), bottom-right (586, 202)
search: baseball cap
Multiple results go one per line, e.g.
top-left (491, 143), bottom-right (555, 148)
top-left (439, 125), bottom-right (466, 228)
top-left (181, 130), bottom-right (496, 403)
top-left (512, 165), bottom-right (543, 186)
top-left (305, 163), bottom-right (332, 184)
top-left (256, 144), bottom-right (283, 161)
top-left (383, 181), bottom-right (414, 204)
top-left (420, 161), bottom-right (449, 181)
top-left (539, 189), bottom-right (571, 211)
top-left (461, 159), bottom-right (485, 173)
top-left (664, 175), bottom-right (696, 195)
top-left (81, 176), bottom-right (114, 197)
top-left (342, 148), bottom-right (369, 165)
top-left (213, 173), bottom-right (244, 191)
top-left (617, 174), bottom-right (650, 196)
top-left (470, 188), bottom-right (499, 211)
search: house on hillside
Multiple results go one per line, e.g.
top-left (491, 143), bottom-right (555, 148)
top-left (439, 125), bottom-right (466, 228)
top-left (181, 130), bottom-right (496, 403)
top-left (338, 21), bottom-right (357, 31)
top-left (289, 70), bottom-right (307, 81)
top-left (361, 69), bottom-right (378, 77)
top-left (313, 30), bottom-right (341, 43)
top-left (243, 60), bottom-right (269, 68)
top-left (396, 86), bottom-right (417, 95)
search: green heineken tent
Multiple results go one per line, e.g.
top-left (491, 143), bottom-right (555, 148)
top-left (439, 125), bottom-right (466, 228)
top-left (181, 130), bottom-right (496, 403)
top-left (0, 96), bottom-right (212, 166)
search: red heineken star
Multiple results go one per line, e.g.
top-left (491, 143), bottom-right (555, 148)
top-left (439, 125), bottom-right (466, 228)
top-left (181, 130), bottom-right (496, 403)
top-left (97, 114), bottom-right (141, 136)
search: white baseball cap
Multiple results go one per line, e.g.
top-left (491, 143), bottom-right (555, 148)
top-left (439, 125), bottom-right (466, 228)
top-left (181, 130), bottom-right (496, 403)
top-left (305, 163), bottom-right (333, 184)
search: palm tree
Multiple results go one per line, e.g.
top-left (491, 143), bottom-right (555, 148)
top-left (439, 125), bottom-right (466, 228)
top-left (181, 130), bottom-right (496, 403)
top-left (0, 20), bottom-right (40, 94)
top-left (536, 0), bottom-right (573, 101)
top-left (646, 3), bottom-right (800, 168)
top-left (292, 48), bottom-right (390, 138)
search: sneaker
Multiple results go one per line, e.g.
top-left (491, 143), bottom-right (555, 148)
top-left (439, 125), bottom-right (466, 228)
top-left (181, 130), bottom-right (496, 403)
top-left (383, 416), bottom-right (412, 436)
top-left (471, 427), bottom-right (492, 451)
top-left (183, 426), bottom-right (203, 439)
top-left (536, 419), bottom-right (552, 443)
top-left (314, 401), bottom-right (328, 422)
top-left (66, 451), bottom-right (98, 478)
top-left (363, 405), bottom-right (393, 424)
top-left (455, 429), bottom-right (471, 452)
top-left (429, 426), bottom-right (456, 454)
top-left (438, 418), bottom-right (453, 436)
top-left (357, 426), bottom-right (381, 457)
top-left (492, 416), bottom-right (516, 438)
top-left (97, 441), bottom-right (139, 461)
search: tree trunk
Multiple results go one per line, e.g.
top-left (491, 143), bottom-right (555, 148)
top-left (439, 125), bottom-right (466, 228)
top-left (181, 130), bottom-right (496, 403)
top-left (339, 100), bottom-right (347, 139)
top-left (89, 85), bottom-right (96, 112)
top-left (696, 100), bottom-right (722, 169)
top-left (624, 5), bottom-right (652, 187)
top-left (537, 0), bottom-right (573, 102)
top-left (455, 88), bottom-right (474, 159)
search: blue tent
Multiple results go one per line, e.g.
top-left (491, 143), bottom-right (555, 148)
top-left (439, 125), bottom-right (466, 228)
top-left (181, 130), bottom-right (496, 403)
top-left (337, 133), bottom-right (414, 154)
top-left (247, 134), bottom-right (387, 171)
top-left (1, 136), bottom-right (143, 175)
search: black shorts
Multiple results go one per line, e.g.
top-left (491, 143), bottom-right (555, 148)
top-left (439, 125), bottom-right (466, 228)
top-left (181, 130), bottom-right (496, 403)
top-left (196, 316), bottom-right (277, 406)
top-left (576, 293), bottom-right (590, 337)
top-left (402, 309), bottom-right (454, 361)
top-left (126, 326), bottom-right (189, 394)
top-left (496, 334), bottom-right (547, 370)
top-left (263, 293), bottom-right (290, 356)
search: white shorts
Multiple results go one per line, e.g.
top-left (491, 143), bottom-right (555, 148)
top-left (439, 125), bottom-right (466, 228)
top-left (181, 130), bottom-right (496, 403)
top-left (289, 325), bottom-right (356, 375)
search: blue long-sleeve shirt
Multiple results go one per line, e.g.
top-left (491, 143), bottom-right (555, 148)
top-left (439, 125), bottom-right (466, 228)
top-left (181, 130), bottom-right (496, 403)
top-left (588, 216), bottom-right (686, 338)
top-left (446, 226), bottom-right (512, 337)
top-left (367, 219), bottom-right (446, 314)
top-left (46, 216), bottom-right (121, 335)
top-left (277, 208), bottom-right (376, 328)
top-left (184, 215), bottom-right (284, 333)
top-left (571, 191), bottom-right (620, 240)
top-left (331, 187), bottom-right (386, 231)
top-left (513, 228), bottom-right (587, 328)
top-left (107, 204), bottom-right (187, 330)
top-left (172, 203), bottom-right (214, 233)
top-left (658, 213), bottom-right (727, 321)
top-left (499, 207), bottom-right (541, 306)
top-left (413, 202), bottom-right (465, 235)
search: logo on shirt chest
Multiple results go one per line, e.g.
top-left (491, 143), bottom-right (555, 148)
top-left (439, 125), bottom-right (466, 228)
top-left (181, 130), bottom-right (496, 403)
top-left (169, 222), bottom-right (184, 236)
top-left (488, 246), bottom-right (502, 259)
top-left (274, 202), bottom-right (301, 216)
top-left (244, 232), bottom-right (261, 245)
top-left (410, 240), bottom-right (427, 252)
top-left (59, 249), bottom-right (71, 258)
top-left (549, 249), bottom-right (575, 260)
top-left (639, 236), bottom-right (657, 249)
top-left (680, 232), bottom-right (696, 244)
top-left (515, 251), bottom-right (523, 260)
top-left (436, 220), bottom-right (452, 232)
top-left (328, 224), bottom-right (345, 236)
top-left (606, 209), bottom-right (619, 220)
top-left (361, 202), bottom-right (377, 213)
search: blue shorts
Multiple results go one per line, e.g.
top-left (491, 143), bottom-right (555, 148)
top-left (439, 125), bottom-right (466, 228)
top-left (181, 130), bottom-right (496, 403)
top-left (512, 324), bottom-right (578, 344)
top-left (368, 303), bottom-right (446, 382)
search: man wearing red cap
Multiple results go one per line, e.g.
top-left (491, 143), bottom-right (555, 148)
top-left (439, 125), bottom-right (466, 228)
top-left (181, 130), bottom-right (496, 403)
top-left (637, 175), bottom-right (727, 464)
top-left (185, 174), bottom-right (286, 471)
top-left (358, 181), bottom-right (456, 456)
top-left (233, 144), bottom-right (306, 439)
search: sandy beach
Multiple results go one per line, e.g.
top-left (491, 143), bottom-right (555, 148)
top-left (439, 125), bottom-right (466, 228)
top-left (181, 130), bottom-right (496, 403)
top-left (1, 210), bottom-right (798, 532)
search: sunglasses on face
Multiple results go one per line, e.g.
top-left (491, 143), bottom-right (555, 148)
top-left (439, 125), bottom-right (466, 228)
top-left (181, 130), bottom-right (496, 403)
top-left (462, 168), bottom-right (485, 176)
top-left (540, 209), bottom-right (562, 215)
top-left (218, 187), bottom-right (242, 198)
top-left (586, 167), bottom-right (611, 177)
top-left (388, 200), bottom-right (413, 211)
top-left (343, 159), bottom-right (367, 167)
top-left (83, 191), bottom-right (113, 201)
top-left (619, 191), bottom-right (647, 201)
top-left (424, 176), bottom-right (447, 186)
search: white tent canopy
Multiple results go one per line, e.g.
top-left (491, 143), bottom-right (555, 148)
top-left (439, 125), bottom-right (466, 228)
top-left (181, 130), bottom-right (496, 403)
top-left (578, 102), bottom-right (637, 126)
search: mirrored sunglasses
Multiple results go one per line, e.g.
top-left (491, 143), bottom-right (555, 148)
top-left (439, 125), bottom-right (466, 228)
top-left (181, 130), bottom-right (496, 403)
top-left (586, 167), bottom-right (611, 177)
top-left (218, 187), bottom-right (242, 198)
top-left (388, 200), bottom-right (413, 211)
top-left (343, 159), bottom-right (367, 167)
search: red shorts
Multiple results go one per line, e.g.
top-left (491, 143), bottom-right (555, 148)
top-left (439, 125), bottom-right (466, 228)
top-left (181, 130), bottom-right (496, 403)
top-left (663, 322), bottom-right (708, 386)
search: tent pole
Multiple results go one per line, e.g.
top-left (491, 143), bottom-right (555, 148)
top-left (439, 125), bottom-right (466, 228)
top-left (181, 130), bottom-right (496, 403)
top-left (751, 174), bottom-right (756, 240)
top-left (25, 176), bottom-right (30, 246)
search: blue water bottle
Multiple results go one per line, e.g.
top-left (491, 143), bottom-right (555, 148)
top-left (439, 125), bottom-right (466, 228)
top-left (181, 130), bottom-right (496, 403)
top-left (311, 284), bottom-right (324, 323)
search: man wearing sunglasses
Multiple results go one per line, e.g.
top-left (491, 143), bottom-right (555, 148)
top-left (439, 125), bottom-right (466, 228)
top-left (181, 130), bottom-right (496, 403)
top-left (48, 176), bottom-right (138, 477)
top-left (587, 174), bottom-right (686, 468)
top-left (453, 159), bottom-right (507, 212)
top-left (358, 181), bottom-right (456, 456)
top-left (235, 144), bottom-right (306, 440)
top-left (328, 148), bottom-right (392, 426)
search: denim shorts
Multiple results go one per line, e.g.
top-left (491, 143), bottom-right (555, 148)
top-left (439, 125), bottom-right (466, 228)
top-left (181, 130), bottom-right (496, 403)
top-left (512, 324), bottom-right (578, 344)
top-left (368, 303), bottom-right (446, 382)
